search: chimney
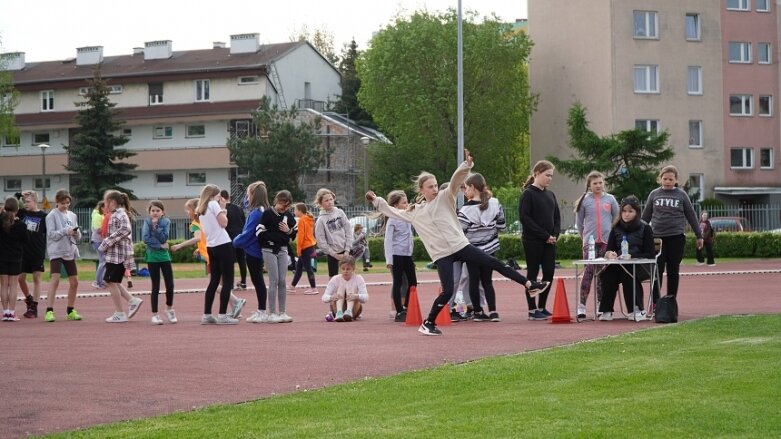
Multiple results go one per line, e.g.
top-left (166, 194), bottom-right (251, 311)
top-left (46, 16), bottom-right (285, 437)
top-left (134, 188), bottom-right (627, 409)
top-left (133, 47), bottom-right (144, 55)
top-left (144, 40), bottom-right (173, 60)
top-left (230, 33), bottom-right (260, 54)
top-left (76, 46), bottom-right (103, 65)
top-left (213, 41), bottom-right (226, 49)
top-left (1, 52), bottom-right (25, 70)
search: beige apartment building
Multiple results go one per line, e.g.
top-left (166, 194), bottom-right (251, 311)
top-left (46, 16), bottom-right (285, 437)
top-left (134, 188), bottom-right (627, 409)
top-left (529, 0), bottom-right (781, 221)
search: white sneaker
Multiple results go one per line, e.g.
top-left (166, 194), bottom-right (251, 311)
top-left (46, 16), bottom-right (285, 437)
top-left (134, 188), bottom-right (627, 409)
top-left (629, 310), bottom-right (647, 322)
top-left (151, 315), bottom-right (163, 325)
top-left (200, 314), bottom-right (217, 325)
top-left (577, 304), bottom-right (587, 318)
top-left (278, 312), bottom-right (293, 323)
top-left (230, 298), bottom-right (246, 319)
top-left (287, 285), bottom-right (297, 293)
top-left (127, 298), bottom-right (143, 319)
top-left (267, 313), bottom-right (283, 323)
top-left (216, 314), bottom-right (239, 325)
top-left (105, 312), bottom-right (128, 323)
top-left (599, 312), bottom-right (613, 321)
top-left (165, 309), bottom-right (178, 324)
top-left (247, 310), bottom-right (268, 323)
top-left (303, 288), bottom-right (319, 295)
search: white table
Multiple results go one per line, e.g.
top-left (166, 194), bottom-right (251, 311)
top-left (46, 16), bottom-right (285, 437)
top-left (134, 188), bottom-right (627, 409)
top-left (572, 258), bottom-right (657, 322)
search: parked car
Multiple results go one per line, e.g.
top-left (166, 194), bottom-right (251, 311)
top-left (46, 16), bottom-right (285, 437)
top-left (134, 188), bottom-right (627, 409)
top-left (709, 216), bottom-right (752, 233)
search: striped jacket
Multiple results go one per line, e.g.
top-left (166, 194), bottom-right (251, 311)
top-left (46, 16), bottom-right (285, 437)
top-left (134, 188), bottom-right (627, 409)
top-left (457, 198), bottom-right (505, 255)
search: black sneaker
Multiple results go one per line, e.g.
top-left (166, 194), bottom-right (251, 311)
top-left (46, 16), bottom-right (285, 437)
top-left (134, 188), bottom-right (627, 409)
top-left (394, 311), bottom-right (407, 323)
top-left (473, 312), bottom-right (491, 322)
top-left (526, 280), bottom-right (549, 297)
top-left (528, 310), bottom-right (547, 321)
top-left (236, 282), bottom-right (247, 290)
top-left (450, 310), bottom-right (461, 323)
top-left (418, 320), bottom-right (442, 336)
top-left (489, 312), bottom-right (501, 322)
top-left (540, 309), bottom-right (552, 318)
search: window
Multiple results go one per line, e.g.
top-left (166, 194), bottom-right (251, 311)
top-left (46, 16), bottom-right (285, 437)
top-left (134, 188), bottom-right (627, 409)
top-left (729, 42), bottom-right (752, 63)
top-left (685, 13), bottom-right (701, 40)
top-left (759, 95), bottom-right (772, 116)
top-left (688, 66), bottom-right (702, 95)
top-left (756, 0), bottom-right (769, 12)
top-left (187, 172), bottom-right (207, 185)
top-left (186, 124), bottom-right (205, 137)
top-left (33, 133), bottom-right (50, 145)
top-left (4, 178), bottom-right (22, 191)
top-left (726, 0), bottom-right (749, 11)
top-left (41, 90), bottom-right (54, 111)
top-left (195, 80), bottom-right (210, 102)
top-left (153, 126), bottom-right (173, 139)
top-left (633, 11), bottom-right (658, 38)
top-left (729, 95), bottom-right (752, 116)
top-left (238, 76), bottom-right (258, 85)
top-left (149, 83), bottom-right (163, 105)
top-left (122, 128), bottom-right (132, 137)
top-left (687, 174), bottom-right (704, 202)
top-left (155, 173), bottom-right (174, 185)
top-left (2, 134), bottom-right (20, 147)
top-left (758, 43), bottom-right (772, 64)
top-left (760, 148), bottom-right (774, 168)
top-left (689, 120), bottom-right (703, 148)
top-left (33, 178), bottom-right (50, 190)
top-left (634, 65), bottom-right (659, 93)
top-left (79, 85), bottom-right (123, 95)
top-left (730, 147), bottom-right (753, 169)
top-left (635, 119), bottom-right (659, 132)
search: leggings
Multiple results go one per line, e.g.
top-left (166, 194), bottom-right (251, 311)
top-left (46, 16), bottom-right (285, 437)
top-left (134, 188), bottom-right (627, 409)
top-left (426, 244), bottom-right (529, 323)
top-left (291, 246), bottom-right (317, 288)
top-left (522, 239), bottom-right (556, 310)
top-left (263, 249), bottom-right (288, 314)
top-left (234, 247), bottom-right (247, 284)
top-left (466, 251), bottom-right (499, 313)
top-left (246, 254), bottom-right (267, 311)
top-left (652, 234), bottom-right (686, 298)
top-left (391, 255), bottom-right (417, 313)
top-left (204, 243), bottom-right (235, 315)
top-left (579, 242), bottom-right (607, 305)
top-left (148, 261), bottom-right (174, 313)
top-left (326, 254), bottom-right (344, 277)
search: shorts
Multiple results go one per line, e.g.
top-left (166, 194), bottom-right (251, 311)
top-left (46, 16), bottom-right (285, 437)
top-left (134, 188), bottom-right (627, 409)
top-left (0, 260), bottom-right (23, 276)
top-left (50, 258), bottom-right (77, 277)
top-left (104, 262), bottom-right (126, 284)
top-left (21, 257), bottom-right (45, 274)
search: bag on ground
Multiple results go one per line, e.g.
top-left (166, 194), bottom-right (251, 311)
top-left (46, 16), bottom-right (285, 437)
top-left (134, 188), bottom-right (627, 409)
top-left (655, 295), bottom-right (678, 323)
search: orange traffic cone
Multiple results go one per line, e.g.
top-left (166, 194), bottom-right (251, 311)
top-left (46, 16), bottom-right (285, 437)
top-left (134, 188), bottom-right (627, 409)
top-left (550, 278), bottom-right (572, 324)
top-left (404, 286), bottom-right (423, 327)
top-left (433, 286), bottom-right (452, 326)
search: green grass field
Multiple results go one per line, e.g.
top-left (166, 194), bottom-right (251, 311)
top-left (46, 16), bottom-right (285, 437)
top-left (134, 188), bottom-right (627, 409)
top-left (43, 314), bottom-right (781, 438)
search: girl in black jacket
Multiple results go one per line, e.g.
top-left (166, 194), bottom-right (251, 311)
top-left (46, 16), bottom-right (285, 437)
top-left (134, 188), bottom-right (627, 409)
top-left (256, 190), bottom-right (297, 323)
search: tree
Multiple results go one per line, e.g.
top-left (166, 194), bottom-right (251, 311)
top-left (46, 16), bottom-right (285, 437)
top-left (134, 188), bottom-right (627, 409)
top-left (332, 39), bottom-right (375, 128)
top-left (547, 102), bottom-right (675, 201)
top-left (357, 9), bottom-right (536, 196)
top-left (65, 67), bottom-right (137, 207)
top-left (0, 52), bottom-right (20, 143)
top-left (291, 25), bottom-right (338, 65)
top-left (228, 96), bottom-right (324, 200)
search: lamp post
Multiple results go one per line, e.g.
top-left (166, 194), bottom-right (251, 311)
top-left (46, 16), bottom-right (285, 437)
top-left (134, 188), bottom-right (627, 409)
top-left (360, 136), bottom-right (371, 202)
top-left (37, 143), bottom-right (50, 206)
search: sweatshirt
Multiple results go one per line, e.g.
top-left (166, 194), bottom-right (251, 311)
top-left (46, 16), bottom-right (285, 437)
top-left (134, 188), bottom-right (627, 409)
top-left (321, 274), bottom-right (369, 303)
top-left (519, 184), bottom-right (561, 243)
top-left (233, 207), bottom-right (264, 259)
top-left (0, 218), bottom-right (29, 263)
top-left (295, 214), bottom-right (317, 255)
top-left (383, 217), bottom-right (414, 264)
top-left (576, 192), bottom-right (619, 244)
top-left (372, 160), bottom-right (472, 262)
top-left (641, 187), bottom-right (702, 238)
top-left (19, 209), bottom-right (47, 261)
top-left (46, 208), bottom-right (81, 260)
top-left (256, 208), bottom-right (297, 253)
top-left (457, 197), bottom-right (505, 255)
top-left (314, 207), bottom-right (352, 258)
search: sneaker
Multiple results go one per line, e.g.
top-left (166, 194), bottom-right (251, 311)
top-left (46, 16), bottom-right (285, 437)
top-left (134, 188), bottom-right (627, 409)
top-left (473, 312), bottom-right (491, 322)
top-left (489, 312), bottom-right (501, 322)
top-left (151, 315), bottom-right (164, 325)
top-left (287, 285), bottom-right (297, 293)
top-left (418, 320), bottom-right (442, 336)
top-left (526, 280), bottom-right (549, 297)
top-left (599, 311), bottom-right (614, 321)
top-left (165, 309), bottom-right (178, 324)
top-left (278, 312), bottom-right (293, 323)
top-left (267, 313), bottom-right (285, 323)
top-left (343, 309), bottom-right (353, 322)
top-left (230, 298), bottom-right (246, 319)
top-left (628, 310), bottom-right (647, 322)
top-left (66, 309), bottom-right (82, 321)
top-left (577, 304), bottom-right (587, 319)
top-left (24, 301), bottom-right (38, 319)
top-left (707, 263), bottom-right (716, 267)
top-left (127, 298), bottom-right (143, 319)
top-left (91, 281), bottom-right (106, 289)
top-left (44, 310), bottom-right (55, 322)
top-left (528, 310), bottom-right (547, 321)
top-left (7, 311), bottom-right (19, 321)
top-left (450, 310), bottom-right (461, 323)
top-left (126, 280), bottom-right (133, 289)
top-left (200, 315), bottom-right (217, 325)
top-left (540, 309), bottom-right (552, 318)
top-left (105, 312), bottom-right (128, 323)
top-left (247, 310), bottom-right (266, 323)
top-left (235, 282), bottom-right (247, 291)
top-left (2, 312), bottom-right (9, 321)
top-left (394, 311), bottom-right (407, 323)
top-left (335, 309), bottom-right (345, 322)
top-left (216, 314), bottom-right (239, 325)
top-left (303, 288), bottom-right (319, 295)
top-left (696, 262), bottom-right (706, 266)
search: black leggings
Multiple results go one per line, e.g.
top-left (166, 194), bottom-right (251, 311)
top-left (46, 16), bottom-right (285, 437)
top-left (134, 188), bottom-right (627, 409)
top-left (391, 255), bottom-right (417, 313)
top-left (652, 234), bottom-right (686, 298)
top-left (522, 239), bottom-right (556, 310)
top-left (327, 254), bottom-right (343, 277)
top-left (148, 261), bottom-right (174, 313)
top-left (234, 247), bottom-right (247, 284)
top-left (427, 244), bottom-right (529, 322)
top-left (466, 251), bottom-right (499, 313)
top-left (205, 243), bottom-right (235, 315)
top-left (291, 246), bottom-right (317, 288)
top-left (246, 254), bottom-right (267, 311)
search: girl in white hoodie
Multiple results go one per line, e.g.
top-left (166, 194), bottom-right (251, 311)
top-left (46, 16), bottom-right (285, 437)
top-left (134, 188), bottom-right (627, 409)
top-left (43, 189), bottom-right (82, 322)
top-left (314, 188), bottom-right (352, 278)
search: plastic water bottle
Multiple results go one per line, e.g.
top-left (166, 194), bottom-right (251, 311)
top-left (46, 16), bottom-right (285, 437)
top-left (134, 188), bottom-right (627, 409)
top-left (620, 235), bottom-right (630, 260)
top-left (455, 290), bottom-right (466, 318)
top-left (587, 235), bottom-right (596, 260)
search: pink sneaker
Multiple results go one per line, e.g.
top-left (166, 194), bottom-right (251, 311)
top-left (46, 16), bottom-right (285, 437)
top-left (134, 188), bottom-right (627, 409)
top-left (303, 288), bottom-right (319, 295)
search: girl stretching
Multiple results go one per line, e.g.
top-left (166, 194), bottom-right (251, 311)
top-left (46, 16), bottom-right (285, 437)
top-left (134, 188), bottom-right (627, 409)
top-left (367, 150), bottom-right (548, 336)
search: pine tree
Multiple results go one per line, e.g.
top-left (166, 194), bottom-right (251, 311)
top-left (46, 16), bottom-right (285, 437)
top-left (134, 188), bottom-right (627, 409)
top-left (333, 40), bottom-right (375, 128)
top-left (65, 67), bottom-right (137, 207)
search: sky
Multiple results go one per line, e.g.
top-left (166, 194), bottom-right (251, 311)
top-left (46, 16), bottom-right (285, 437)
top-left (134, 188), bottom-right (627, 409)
top-left (0, 0), bottom-right (527, 63)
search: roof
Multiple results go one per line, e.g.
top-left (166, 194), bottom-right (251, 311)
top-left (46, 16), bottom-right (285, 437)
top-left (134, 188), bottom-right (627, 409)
top-left (714, 187), bottom-right (781, 195)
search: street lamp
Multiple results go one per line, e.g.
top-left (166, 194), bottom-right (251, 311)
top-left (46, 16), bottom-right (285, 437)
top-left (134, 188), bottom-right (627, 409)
top-left (37, 143), bottom-right (50, 207)
top-left (360, 136), bottom-right (371, 201)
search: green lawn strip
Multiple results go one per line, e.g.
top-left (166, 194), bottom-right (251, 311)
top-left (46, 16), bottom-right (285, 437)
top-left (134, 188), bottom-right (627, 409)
top-left (44, 315), bottom-right (781, 438)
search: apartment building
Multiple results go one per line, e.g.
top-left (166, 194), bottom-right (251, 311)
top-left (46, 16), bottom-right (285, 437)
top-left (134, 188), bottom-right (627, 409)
top-left (0, 33), bottom-right (353, 210)
top-left (529, 0), bottom-right (781, 214)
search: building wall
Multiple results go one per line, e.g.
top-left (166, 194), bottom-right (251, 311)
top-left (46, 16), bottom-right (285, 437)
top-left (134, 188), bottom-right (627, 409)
top-left (274, 44), bottom-right (341, 106)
